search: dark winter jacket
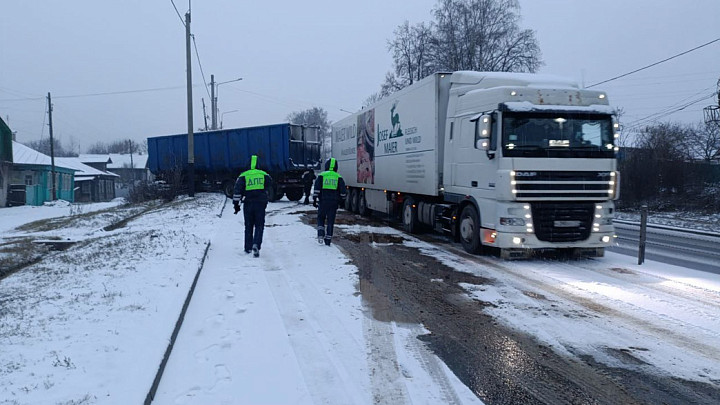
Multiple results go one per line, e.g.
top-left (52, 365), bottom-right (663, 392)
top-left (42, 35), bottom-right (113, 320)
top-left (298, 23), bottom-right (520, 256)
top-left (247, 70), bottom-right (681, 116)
top-left (302, 170), bottom-right (316, 192)
top-left (313, 158), bottom-right (347, 203)
top-left (233, 155), bottom-right (272, 204)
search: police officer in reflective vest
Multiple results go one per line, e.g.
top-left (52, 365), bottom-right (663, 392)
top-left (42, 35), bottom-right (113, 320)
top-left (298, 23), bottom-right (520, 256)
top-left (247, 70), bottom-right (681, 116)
top-left (313, 158), bottom-right (347, 246)
top-left (233, 155), bottom-right (273, 257)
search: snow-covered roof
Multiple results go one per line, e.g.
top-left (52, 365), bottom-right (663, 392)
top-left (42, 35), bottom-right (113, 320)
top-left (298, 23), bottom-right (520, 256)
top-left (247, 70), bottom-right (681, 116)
top-left (11, 141), bottom-right (76, 171)
top-left (78, 154), bottom-right (113, 164)
top-left (107, 153), bottom-right (148, 169)
top-left (451, 71), bottom-right (581, 90)
top-left (55, 157), bottom-right (119, 178)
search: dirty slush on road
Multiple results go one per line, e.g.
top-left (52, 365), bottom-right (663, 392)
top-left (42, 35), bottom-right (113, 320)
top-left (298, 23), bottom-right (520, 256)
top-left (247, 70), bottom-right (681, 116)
top-left (303, 210), bottom-right (720, 405)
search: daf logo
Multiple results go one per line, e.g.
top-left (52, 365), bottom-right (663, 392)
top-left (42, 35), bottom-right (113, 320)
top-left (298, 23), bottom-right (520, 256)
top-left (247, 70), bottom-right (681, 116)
top-left (514, 171), bottom-right (537, 177)
top-left (597, 172), bottom-right (611, 177)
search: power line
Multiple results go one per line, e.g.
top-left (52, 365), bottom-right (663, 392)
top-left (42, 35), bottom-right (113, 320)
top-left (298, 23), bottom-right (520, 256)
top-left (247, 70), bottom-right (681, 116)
top-left (587, 37), bottom-right (720, 88)
top-left (191, 34), bottom-right (212, 100)
top-left (169, 0), bottom-right (185, 27)
top-left (0, 85), bottom-right (194, 102)
top-left (624, 92), bottom-right (715, 130)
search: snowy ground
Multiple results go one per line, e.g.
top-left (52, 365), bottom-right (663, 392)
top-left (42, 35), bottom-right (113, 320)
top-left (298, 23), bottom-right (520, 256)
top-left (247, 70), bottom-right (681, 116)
top-left (1, 195), bottom-right (719, 404)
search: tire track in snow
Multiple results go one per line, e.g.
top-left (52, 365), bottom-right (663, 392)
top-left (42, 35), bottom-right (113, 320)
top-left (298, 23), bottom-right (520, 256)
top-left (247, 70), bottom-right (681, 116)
top-left (260, 222), bottom-right (364, 405)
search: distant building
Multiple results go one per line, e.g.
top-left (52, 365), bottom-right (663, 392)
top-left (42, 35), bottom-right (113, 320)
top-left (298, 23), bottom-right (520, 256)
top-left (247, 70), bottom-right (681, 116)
top-left (58, 157), bottom-right (119, 202)
top-left (8, 142), bottom-right (76, 206)
top-left (79, 153), bottom-right (152, 198)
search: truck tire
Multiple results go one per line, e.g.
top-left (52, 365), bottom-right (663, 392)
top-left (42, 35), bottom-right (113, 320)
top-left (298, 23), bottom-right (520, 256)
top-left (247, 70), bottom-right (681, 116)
top-left (285, 188), bottom-right (304, 202)
top-left (402, 197), bottom-right (419, 234)
top-left (268, 184), bottom-right (283, 202)
top-left (344, 189), bottom-right (352, 211)
top-left (223, 180), bottom-right (234, 198)
top-left (358, 190), bottom-right (371, 217)
top-left (350, 189), bottom-right (360, 213)
top-left (459, 205), bottom-right (482, 254)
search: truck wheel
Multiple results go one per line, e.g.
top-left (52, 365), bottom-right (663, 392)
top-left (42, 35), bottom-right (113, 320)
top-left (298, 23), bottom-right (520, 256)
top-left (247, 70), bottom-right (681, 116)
top-left (358, 190), bottom-right (371, 217)
top-left (285, 188), bottom-right (304, 201)
top-left (344, 189), bottom-right (352, 211)
top-left (402, 197), bottom-right (419, 234)
top-left (268, 184), bottom-right (283, 202)
top-left (459, 205), bottom-right (482, 254)
top-left (350, 189), bottom-right (360, 213)
top-left (223, 179), bottom-right (235, 198)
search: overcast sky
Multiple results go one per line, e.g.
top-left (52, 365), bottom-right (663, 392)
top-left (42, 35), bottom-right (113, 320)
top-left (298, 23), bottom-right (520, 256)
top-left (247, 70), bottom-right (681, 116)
top-left (1, 0), bottom-right (718, 152)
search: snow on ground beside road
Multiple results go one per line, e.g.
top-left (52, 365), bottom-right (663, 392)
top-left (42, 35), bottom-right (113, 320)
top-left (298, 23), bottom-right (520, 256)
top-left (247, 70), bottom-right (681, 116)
top-left (0, 199), bottom-right (125, 235)
top-left (1, 195), bottom-right (224, 404)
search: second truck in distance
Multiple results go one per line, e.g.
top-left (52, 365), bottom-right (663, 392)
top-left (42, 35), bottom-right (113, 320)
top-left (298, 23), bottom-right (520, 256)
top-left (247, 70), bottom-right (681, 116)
top-left (332, 71), bottom-right (619, 259)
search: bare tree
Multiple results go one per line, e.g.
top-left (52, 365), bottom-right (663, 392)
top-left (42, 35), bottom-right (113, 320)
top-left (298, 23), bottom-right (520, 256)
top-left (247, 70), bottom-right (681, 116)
top-left (287, 107), bottom-right (330, 135)
top-left (386, 21), bottom-right (436, 91)
top-left (24, 138), bottom-right (77, 157)
top-left (379, 0), bottom-right (542, 99)
top-left (432, 0), bottom-right (542, 72)
top-left (86, 139), bottom-right (146, 154)
top-left (687, 122), bottom-right (720, 161)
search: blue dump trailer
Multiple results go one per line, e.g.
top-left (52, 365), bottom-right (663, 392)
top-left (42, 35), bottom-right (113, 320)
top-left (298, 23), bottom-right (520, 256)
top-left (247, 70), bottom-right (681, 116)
top-left (147, 123), bottom-right (322, 201)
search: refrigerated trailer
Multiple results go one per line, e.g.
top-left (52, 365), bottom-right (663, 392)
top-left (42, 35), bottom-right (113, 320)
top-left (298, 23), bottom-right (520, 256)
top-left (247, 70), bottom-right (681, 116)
top-left (332, 71), bottom-right (619, 259)
top-left (148, 123), bottom-right (322, 201)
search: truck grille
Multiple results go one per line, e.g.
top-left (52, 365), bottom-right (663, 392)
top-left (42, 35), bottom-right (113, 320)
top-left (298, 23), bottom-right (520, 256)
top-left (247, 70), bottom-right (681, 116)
top-left (531, 202), bottom-right (594, 242)
top-left (513, 171), bottom-right (613, 200)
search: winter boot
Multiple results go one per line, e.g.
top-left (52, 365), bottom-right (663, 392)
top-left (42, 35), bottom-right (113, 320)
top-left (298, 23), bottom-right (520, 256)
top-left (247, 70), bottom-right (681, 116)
top-left (303, 197), bottom-right (310, 205)
top-left (252, 244), bottom-right (260, 258)
top-left (324, 236), bottom-right (332, 246)
top-left (317, 228), bottom-right (325, 245)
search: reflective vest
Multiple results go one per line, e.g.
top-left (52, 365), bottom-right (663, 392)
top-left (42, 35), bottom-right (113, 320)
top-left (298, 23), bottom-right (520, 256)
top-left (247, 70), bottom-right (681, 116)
top-left (242, 169), bottom-right (267, 190)
top-left (240, 155), bottom-right (268, 191)
top-left (320, 170), bottom-right (341, 190)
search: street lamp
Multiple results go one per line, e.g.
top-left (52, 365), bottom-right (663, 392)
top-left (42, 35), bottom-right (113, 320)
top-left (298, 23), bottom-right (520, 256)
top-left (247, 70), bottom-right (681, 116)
top-left (210, 75), bottom-right (242, 129)
top-left (220, 110), bottom-right (239, 129)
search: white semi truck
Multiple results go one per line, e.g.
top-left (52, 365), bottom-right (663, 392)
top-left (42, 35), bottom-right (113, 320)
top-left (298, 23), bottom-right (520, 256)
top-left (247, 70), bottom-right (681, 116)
top-left (331, 71), bottom-right (619, 259)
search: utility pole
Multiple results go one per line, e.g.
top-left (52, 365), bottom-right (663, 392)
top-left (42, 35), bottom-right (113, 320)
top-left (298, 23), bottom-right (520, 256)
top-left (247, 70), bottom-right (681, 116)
top-left (185, 11), bottom-right (195, 197)
top-left (47, 92), bottom-right (57, 201)
top-left (202, 98), bottom-right (209, 131)
top-left (210, 75), bottom-right (217, 130)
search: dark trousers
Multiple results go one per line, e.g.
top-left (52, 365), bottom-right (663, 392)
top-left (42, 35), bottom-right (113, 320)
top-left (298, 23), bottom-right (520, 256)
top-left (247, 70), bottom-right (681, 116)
top-left (303, 185), bottom-right (312, 203)
top-left (243, 201), bottom-right (267, 251)
top-left (317, 200), bottom-right (338, 239)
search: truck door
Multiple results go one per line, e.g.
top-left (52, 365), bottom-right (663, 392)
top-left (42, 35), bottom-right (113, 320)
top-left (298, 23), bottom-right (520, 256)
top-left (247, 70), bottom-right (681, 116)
top-left (451, 117), bottom-right (495, 194)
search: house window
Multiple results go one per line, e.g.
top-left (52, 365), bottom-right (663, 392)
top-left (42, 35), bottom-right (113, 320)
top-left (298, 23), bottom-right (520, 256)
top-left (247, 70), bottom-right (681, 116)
top-left (25, 175), bottom-right (33, 186)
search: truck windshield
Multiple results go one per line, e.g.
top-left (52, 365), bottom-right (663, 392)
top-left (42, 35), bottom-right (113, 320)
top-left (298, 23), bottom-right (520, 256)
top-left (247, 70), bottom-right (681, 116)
top-left (502, 112), bottom-right (615, 158)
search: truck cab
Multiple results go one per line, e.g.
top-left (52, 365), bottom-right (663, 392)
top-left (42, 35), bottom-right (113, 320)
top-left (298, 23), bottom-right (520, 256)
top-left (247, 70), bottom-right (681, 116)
top-left (442, 72), bottom-right (618, 258)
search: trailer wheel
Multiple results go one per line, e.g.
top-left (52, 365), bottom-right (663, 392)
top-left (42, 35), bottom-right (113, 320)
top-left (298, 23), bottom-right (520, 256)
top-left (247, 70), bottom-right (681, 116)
top-left (402, 197), bottom-right (419, 234)
top-left (268, 184), bottom-right (283, 202)
top-left (223, 179), bottom-right (235, 198)
top-left (350, 189), bottom-right (360, 213)
top-left (285, 188), bottom-right (304, 202)
top-left (344, 189), bottom-right (352, 211)
top-left (459, 205), bottom-right (482, 254)
top-left (358, 190), bottom-right (371, 217)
